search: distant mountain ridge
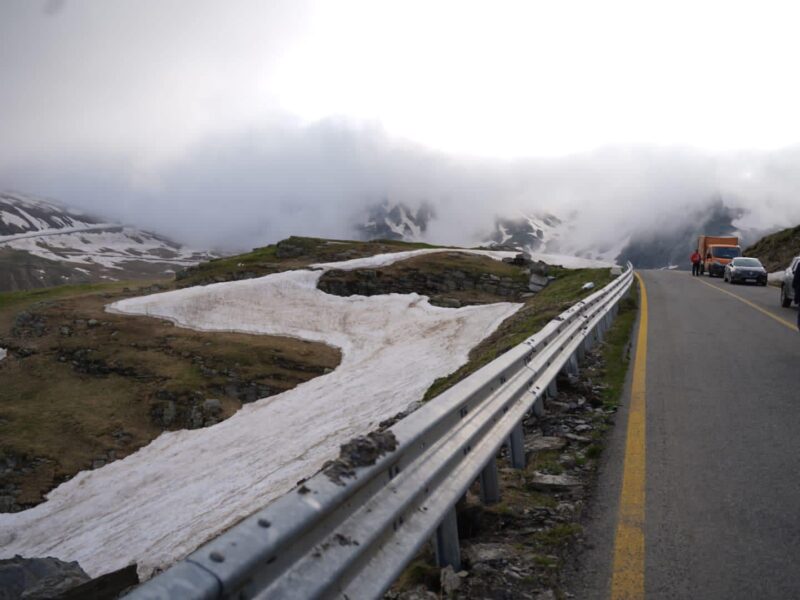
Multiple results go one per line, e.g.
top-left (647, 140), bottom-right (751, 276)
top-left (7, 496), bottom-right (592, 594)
top-left (356, 201), bottom-right (435, 241)
top-left (0, 192), bottom-right (214, 291)
top-left (353, 198), bottom-right (774, 269)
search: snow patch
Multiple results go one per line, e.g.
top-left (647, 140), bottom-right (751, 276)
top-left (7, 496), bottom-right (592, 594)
top-left (0, 249), bottom-right (521, 580)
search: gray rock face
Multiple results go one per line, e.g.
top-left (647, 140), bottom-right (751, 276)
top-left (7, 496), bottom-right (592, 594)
top-left (0, 555), bottom-right (90, 600)
top-left (202, 398), bottom-right (222, 416)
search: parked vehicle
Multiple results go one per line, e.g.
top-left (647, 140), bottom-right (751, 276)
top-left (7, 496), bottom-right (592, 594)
top-left (698, 235), bottom-right (741, 277)
top-left (724, 257), bottom-right (767, 285)
top-left (780, 256), bottom-right (800, 307)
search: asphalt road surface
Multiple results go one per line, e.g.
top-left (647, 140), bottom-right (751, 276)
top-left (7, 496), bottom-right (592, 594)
top-left (571, 270), bottom-right (800, 600)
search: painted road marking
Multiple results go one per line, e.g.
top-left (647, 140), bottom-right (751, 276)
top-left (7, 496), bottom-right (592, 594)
top-left (696, 279), bottom-right (796, 331)
top-left (610, 272), bottom-right (648, 600)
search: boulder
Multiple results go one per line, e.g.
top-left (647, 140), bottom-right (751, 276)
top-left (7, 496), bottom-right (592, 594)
top-left (0, 555), bottom-right (90, 600)
top-left (528, 273), bottom-right (549, 292)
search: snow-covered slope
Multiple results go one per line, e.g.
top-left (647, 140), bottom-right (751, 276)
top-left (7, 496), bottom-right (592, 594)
top-left (0, 248), bottom-right (520, 580)
top-left (0, 192), bottom-right (213, 289)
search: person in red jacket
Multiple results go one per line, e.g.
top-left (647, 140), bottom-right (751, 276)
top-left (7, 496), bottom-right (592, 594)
top-left (691, 249), bottom-right (702, 276)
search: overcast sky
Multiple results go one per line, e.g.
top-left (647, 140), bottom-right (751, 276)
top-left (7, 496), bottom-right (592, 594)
top-left (3, 0), bottom-right (800, 249)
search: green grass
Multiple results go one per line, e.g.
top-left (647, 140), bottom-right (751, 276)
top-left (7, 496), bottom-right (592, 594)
top-left (597, 280), bottom-right (640, 408)
top-left (534, 523), bottom-right (583, 546)
top-left (424, 267), bottom-right (615, 400)
top-left (176, 235), bottom-right (448, 287)
top-left (0, 280), bottom-right (142, 313)
top-left (0, 277), bottom-right (341, 508)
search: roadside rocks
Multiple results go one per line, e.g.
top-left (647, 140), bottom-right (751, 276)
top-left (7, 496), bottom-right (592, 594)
top-left (386, 347), bottom-right (616, 600)
top-left (529, 473), bottom-right (584, 493)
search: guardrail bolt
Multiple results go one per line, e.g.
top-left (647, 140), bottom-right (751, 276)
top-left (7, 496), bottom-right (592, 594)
top-left (209, 551), bottom-right (225, 563)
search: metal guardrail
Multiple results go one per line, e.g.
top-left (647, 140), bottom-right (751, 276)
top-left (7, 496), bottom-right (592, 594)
top-left (128, 263), bottom-right (635, 600)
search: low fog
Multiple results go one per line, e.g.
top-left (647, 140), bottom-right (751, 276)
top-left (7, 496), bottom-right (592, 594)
top-left (3, 1), bottom-right (800, 256)
top-left (4, 116), bottom-right (800, 254)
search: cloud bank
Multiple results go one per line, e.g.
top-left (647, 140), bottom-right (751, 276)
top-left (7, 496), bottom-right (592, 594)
top-left (4, 116), bottom-right (800, 255)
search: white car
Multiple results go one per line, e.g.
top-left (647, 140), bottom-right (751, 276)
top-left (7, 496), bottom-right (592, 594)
top-left (780, 256), bottom-right (800, 307)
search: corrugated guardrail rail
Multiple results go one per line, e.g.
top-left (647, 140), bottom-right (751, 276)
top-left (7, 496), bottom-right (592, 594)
top-left (128, 263), bottom-right (635, 600)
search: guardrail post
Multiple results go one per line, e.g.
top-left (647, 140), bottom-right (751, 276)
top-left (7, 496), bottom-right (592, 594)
top-left (565, 353), bottom-right (579, 375)
top-left (576, 340), bottom-right (586, 362)
top-left (480, 458), bottom-right (500, 504)
top-left (532, 393), bottom-right (544, 417)
top-left (435, 506), bottom-right (461, 569)
top-left (509, 421), bottom-right (525, 469)
top-left (547, 378), bottom-right (558, 398)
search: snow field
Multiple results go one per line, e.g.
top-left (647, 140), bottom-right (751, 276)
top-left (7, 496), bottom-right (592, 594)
top-left (0, 249), bottom-right (521, 579)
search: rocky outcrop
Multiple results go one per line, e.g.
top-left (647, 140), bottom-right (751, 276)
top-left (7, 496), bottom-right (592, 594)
top-left (0, 556), bottom-right (90, 599)
top-left (320, 252), bottom-right (551, 306)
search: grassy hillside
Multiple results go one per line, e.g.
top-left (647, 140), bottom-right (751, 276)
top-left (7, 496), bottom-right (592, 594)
top-left (744, 224), bottom-right (800, 272)
top-left (0, 278), bottom-right (340, 511)
top-left (0, 235), bottom-right (616, 513)
top-left (176, 235), bottom-right (441, 287)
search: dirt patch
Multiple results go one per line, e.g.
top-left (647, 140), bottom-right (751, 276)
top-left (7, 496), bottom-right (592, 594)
top-left (0, 283), bottom-right (341, 511)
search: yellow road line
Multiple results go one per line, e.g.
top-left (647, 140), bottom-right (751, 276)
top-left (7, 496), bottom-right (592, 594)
top-left (610, 272), bottom-right (648, 600)
top-left (696, 278), bottom-right (796, 331)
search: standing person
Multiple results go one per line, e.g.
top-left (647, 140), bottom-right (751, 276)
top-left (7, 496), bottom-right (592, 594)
top-left (794, 260), bottom-right (800, 331)
top-left (691, 249), bottom-right (702, 276)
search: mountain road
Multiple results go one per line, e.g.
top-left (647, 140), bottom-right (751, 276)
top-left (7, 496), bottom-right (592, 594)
top-left (572, 269), bottom-right (800, 599)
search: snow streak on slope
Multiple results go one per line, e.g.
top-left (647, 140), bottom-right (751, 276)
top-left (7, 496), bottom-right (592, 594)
top-left (0, 249), bottom-right (520, 579)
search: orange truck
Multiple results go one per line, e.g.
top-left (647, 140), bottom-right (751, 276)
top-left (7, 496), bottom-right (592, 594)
top-left (698, 235), bottom-right (741, 277)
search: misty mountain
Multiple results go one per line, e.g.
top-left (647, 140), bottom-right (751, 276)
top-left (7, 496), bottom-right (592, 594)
top-left (484, 213), bottom-right (563, 252)
top-left (353, 198), bottom-right (774, 269)
top-left (615, 199), bottom-right (755, 269)
top-left (0, 192), bottom-right (214, 291)
top-left (356, 201), bottom-right (435, 241)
